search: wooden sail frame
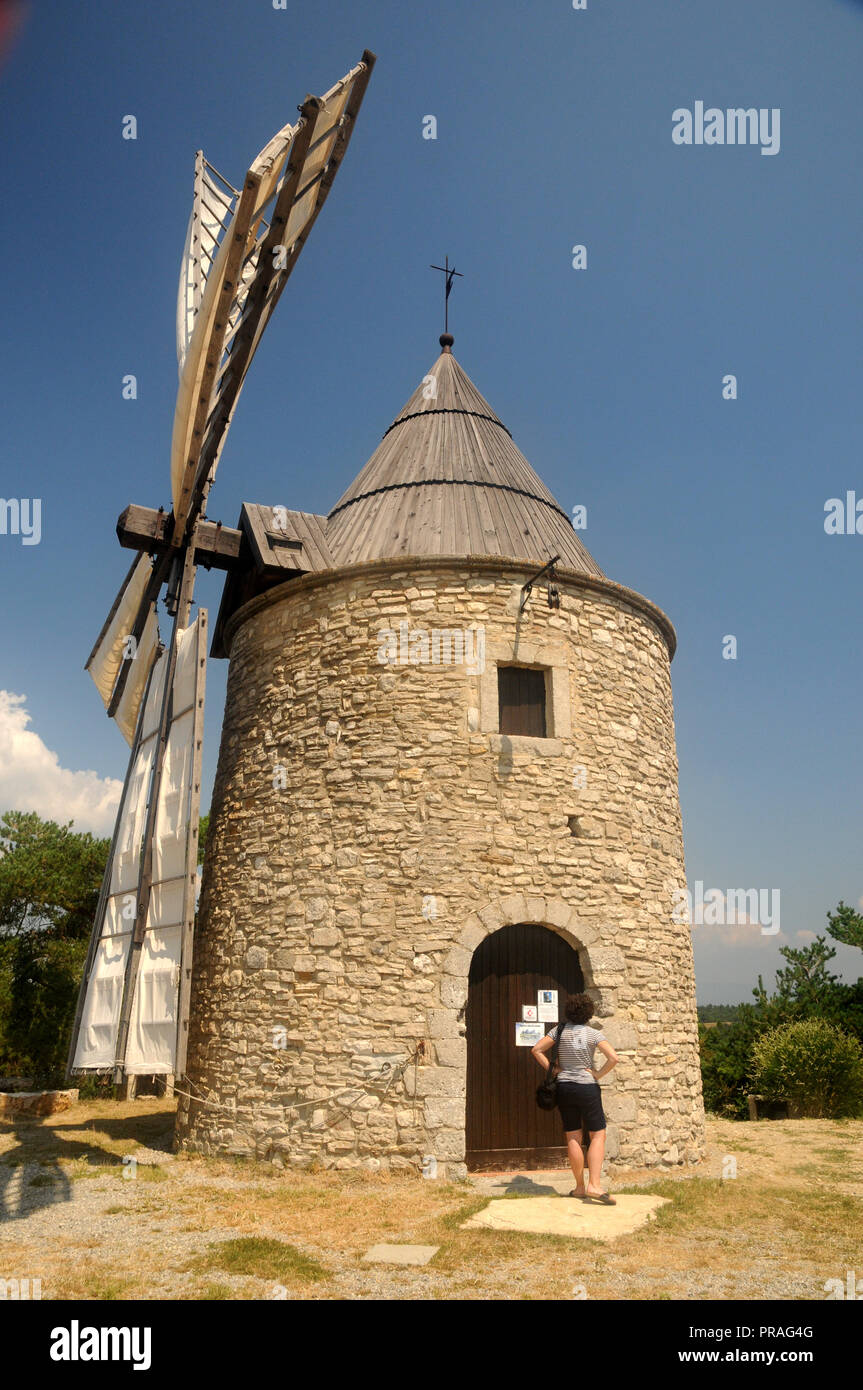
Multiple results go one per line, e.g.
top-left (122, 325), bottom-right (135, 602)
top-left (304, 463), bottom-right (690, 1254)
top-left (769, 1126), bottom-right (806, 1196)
top-left (170, 51), bottom-right (376, 544)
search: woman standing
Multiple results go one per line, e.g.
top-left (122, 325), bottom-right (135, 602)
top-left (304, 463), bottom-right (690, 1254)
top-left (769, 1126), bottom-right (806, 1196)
top-left (532, 992), bottom-right (619, 1203)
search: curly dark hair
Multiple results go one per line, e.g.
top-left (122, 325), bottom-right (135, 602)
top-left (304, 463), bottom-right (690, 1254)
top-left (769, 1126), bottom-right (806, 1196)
top-left (563, 992), bottom-right (595, 1025)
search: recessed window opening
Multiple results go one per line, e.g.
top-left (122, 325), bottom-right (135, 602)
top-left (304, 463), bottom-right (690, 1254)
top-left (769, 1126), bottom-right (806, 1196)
top-left (498, 665), bottom-right (548, 737)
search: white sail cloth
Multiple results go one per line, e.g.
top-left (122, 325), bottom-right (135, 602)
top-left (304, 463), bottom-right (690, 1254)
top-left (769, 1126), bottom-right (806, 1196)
top-left (72, 617), bottom-right (205, 1073)
top-left (125, 617), bottom-right (202, 1073)
top-left (176, 167), bottom-right (235, 375)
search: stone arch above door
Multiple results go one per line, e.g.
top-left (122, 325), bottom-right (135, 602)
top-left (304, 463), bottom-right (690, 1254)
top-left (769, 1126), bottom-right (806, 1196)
top-left (441, 894), bottom-right (618, 1017)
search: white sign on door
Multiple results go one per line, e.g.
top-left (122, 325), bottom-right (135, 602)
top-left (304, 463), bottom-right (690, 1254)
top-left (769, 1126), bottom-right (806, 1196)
top-left (537, 988), bottom-right (558, 1023)
top-left (515, 1022), bottom-right (544, 1047)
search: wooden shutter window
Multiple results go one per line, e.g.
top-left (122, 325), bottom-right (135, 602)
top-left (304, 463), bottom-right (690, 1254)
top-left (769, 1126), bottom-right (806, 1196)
top-left (498, 666), bottom-right (547, 737)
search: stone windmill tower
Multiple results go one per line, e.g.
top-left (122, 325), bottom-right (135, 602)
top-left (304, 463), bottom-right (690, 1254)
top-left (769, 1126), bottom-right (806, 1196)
top-left (177, 333), bottom-right (705, 1178)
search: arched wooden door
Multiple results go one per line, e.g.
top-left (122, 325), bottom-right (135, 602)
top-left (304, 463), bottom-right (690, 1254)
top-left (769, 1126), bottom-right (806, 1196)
top-left (465, 923), bottom-right (585, 1170)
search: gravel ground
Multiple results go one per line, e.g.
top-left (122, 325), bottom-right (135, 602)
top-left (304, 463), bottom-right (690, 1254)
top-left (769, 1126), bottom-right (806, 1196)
top-left (1, 1154), bottom-right (475, 1300)
top-left (2, 1113), bottom-right (861, 1301)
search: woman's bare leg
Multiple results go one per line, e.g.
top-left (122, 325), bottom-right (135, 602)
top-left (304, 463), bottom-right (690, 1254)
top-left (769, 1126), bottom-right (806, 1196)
top-left (565, 1129), bottom-right (586, 1193)
top-left (586, 1129), bottom-right (607, 1193)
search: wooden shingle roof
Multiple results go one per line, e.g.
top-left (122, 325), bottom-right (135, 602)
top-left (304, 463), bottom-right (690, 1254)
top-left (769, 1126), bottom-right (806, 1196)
top-left (325, 340), bottom-right (603, 574)
top-left (213, 341), bottom-right (607, 656)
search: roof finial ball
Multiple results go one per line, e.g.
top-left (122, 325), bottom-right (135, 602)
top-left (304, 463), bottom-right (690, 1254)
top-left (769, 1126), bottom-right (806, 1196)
top-left (439, 332), bottom-right (454, 352)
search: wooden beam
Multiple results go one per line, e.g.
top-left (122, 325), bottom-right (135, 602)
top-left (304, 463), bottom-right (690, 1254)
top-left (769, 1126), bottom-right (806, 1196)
top-left (265, 52), bottom-right (377, 325)
top-left (117, 504), bottom-right (242, 569)
top-left (171, 168), bottom-right (264, 546)
top-left (300, 50), bottom-right (376, 244)
top-left (174, 610), bottom-right (207, 1080)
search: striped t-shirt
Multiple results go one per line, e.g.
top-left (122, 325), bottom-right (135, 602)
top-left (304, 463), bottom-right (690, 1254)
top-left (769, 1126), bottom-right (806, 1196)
top-left (546, 1023), bottom-right (606, 1083)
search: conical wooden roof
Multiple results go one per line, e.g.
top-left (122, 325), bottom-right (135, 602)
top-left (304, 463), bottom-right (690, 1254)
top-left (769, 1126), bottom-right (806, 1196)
top-left (327, 339), bottom-right (603, 574)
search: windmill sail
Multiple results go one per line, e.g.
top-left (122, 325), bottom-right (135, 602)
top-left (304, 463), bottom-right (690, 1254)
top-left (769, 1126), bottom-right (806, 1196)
top-left (125, 613), bottom-right (206, 1073)
top-left (85, 553), bottom-right (161, 745)
top-left (71, 615), bottom-right (207, 1074)
top-left (114, 605), bottom-right (160, 745)
top-left (169, 53), bottom-right (375, 536)
top-left (74, 51), bottom-right (375, 1087)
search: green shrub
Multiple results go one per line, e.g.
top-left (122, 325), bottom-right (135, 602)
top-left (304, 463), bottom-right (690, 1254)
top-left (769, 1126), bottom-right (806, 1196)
top-left (700, 1015), bottom-right (763, 1118)
top-left (1, 934), bottom-right (89, 1083)
top-left (699, 932), bottom-right (863, 1119)
top-left (699, 998), bottom-right (792, 1119)
top-left (752, 1019), bottom-right (863, 1118)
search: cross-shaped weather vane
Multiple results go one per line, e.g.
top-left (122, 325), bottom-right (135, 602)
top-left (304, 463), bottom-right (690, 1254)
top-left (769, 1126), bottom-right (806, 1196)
top-left (430, 255), bottom-right (463, 335)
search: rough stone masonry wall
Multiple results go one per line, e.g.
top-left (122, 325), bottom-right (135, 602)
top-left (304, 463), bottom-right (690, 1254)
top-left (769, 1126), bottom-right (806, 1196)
top-left (176, 561), bottom-right (705, 1177)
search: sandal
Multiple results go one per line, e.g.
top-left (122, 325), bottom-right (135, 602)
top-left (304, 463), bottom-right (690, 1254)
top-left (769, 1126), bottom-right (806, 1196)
top-left (568, 1189), bottom-right (587, 1199)
top-left (583, 1191), bottom-right (616, 1205)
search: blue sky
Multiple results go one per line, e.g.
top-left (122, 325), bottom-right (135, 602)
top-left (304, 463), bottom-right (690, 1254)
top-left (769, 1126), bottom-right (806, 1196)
top-left (0, 0), bottom-right (861, 1001)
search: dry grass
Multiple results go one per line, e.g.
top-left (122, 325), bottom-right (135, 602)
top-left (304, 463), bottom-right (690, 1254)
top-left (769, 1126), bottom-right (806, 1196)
top-left (2, 1098), bottom-right (862, 1300)
top-left (0, 1099), bottom-right (172, 1166)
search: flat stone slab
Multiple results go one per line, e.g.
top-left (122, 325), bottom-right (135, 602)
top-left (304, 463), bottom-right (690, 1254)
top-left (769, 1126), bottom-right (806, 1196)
top-left (462, 1194), bottom-right (669, 1241)
top-left (362, 1244), bottom-right (440, 1266)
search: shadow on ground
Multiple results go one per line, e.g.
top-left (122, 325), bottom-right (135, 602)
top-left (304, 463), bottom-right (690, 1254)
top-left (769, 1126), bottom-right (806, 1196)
top-left (0, 1104), bottom-right (175, 1223)
top-left (469, 1171), bottom-right (568, 1197)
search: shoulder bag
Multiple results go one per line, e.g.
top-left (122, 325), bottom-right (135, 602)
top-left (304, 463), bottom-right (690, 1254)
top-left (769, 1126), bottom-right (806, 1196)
top-left (535, 1020), bottom-right (567, 1110)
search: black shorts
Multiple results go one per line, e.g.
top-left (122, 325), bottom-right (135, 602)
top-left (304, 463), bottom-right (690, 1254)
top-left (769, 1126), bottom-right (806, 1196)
top-left (556, 1081), bottom-right (606, 1134)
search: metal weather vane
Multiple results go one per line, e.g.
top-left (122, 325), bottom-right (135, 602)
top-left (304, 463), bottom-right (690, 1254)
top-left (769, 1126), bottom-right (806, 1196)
top-left (68, 51), bottom-right (376, 1086)
top-left (430, 255), bottom-right (463, 335)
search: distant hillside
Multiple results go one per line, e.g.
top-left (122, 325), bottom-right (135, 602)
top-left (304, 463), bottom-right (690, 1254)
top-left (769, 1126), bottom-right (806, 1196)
top-left (697, 1003), bottom-right (743, 1023)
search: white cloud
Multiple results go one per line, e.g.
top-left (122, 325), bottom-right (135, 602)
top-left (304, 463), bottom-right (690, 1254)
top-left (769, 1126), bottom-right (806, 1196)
top-left (0, 691), bottom-right (121, 836)
top-left (691, 920), bottom-right (789, 948)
